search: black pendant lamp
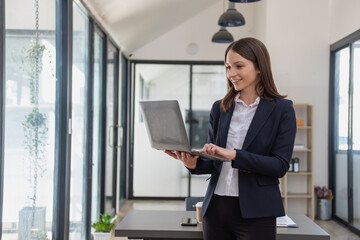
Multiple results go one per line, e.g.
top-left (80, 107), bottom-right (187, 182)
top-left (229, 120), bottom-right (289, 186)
top-left (218, 2), bottom-right (245, 27)
top-left (211, 27), bottom-right (234, 43)
top-left (229, 0), bottom-right (261, 2)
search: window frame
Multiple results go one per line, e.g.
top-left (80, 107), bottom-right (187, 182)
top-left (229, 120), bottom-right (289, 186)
top-left (0, 0), bottom-right (5, 234)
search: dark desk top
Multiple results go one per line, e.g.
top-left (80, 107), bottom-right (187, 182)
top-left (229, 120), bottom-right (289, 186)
top-left (115, 210), bottom-right (330, 240)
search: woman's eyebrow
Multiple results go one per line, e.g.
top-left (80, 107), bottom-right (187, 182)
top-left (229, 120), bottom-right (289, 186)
top-left (225, 61), bottom-right (245, 65)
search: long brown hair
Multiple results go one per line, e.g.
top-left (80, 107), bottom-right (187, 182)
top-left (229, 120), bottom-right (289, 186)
top-left (220, 37), bottom-right (286, 112)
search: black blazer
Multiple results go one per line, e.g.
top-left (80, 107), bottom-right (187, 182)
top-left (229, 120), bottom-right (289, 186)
top-left (190, 98), bottom-right (297, 219)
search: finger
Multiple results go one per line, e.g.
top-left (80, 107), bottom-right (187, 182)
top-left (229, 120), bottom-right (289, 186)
top-left (202, 144), bottom-right (209, 152)
top-left (175, 151), bottom-right (182, 159)
top-left (203, 144), bottom-right (212, 154)
top-left (164, 150), bottom-right (177, 159)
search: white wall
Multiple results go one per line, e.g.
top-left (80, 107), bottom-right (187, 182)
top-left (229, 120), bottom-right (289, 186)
top-left (131, 1), bottom-right (255, 60)
top-left (264, 0), bottom-right (331, 187)
top-left (329, 0), bottom-right (360, 44)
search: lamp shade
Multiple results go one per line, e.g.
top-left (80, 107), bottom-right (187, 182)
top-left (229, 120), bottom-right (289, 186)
top-left (229, 0), bottom-right (261, 2)
top-left (218, 8), bottom-right (245, 27)
top-left (211, 27), bottom-right (234, 43)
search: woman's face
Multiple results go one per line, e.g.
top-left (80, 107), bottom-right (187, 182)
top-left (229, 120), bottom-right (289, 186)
top-left (225, 49), bottom-right (260, 93)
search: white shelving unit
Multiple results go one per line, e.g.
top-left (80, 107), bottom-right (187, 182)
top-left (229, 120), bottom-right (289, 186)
top-left (280, 104), bottom-right (314, 220)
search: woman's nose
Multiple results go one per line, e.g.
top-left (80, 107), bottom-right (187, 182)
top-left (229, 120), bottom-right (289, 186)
top-left (228, 69), bottom-right (236, 78)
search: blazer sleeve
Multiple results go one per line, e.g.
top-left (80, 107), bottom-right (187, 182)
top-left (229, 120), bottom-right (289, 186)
top-left (231, 100), bottom-right (297, 178)
top-left (188, 101), bottom-right (221, 175)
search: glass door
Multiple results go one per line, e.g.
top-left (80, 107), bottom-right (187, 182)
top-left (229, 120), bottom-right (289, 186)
top-left (333, 46), bottom-right (350, 223)
top-left (190, 65), bottom-right (226, 196)
top-left (132, 64), bottom-right (190, 198)
top-left (351, 40), bottom-right (360, 231)
top-left (331, 35), bottom-right (360, 235)
top-left (91, 29), bottom-right (104, 224)
top-left (130, 62), bottom-right (224, 198)
top-left (103, 42), bottom-right (120, 215)
top-left (69, 3), bottom-right (88, 239)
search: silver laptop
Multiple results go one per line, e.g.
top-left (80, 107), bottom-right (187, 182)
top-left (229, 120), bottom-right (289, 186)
top-left (139, 100), bottom-right (229, 162)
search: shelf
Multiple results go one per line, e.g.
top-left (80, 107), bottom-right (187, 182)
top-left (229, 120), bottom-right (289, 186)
top-left (297, 126), bottom-right (312, 129)
top-left (287, 194), bottom-right (313, 198)
top-left (283, 103), bottom-right (314, 219)
top-left (293, 103), bottom-right (310, 107)
top-left (287, 172), bottom-right (312, 176)
top-left (293, 148), bottom-right (312, 152)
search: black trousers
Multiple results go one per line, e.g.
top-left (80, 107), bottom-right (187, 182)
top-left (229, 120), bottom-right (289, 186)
top-left (202, 194), bottom-right (276, 240)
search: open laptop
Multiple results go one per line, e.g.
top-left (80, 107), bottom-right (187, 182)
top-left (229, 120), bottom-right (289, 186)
top-left (139, 100), bottom-right (229, 162)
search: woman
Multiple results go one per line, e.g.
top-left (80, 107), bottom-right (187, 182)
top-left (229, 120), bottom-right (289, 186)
top-left (165, 37), bottom-right (296, 240)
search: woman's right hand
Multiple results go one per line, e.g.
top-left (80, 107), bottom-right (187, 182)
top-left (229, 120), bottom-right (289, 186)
top-left (164, 150), bottom-right (198, 169)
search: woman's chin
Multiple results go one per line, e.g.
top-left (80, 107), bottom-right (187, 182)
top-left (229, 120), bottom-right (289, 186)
top-left (233, 85), bottom-right (242, 91)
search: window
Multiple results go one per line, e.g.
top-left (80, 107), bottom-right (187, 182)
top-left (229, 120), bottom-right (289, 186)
top-left (330, 30), bottom-right (360, 234)
top-left (2, 0), bottom-right (56, 238)
top-left (91, 29), bottom-right (104, 225)
top-left (69, 3), bottom-right (89, 239)
top-left (130, 62), bottom-right (225, 198)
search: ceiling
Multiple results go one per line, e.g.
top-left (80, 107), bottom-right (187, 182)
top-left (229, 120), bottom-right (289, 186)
top-left (83, 0), bottom-right (220, 53)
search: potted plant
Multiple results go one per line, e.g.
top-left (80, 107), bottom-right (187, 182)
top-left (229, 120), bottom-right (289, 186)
top-left (92, 213), bottom-right (117, 240)
top-left (18, 8), bottom-right (49, 239)
top-left (315, 186), bottom-right (333, 220)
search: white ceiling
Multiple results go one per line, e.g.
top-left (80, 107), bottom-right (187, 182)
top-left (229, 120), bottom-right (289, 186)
top-left (83, 0), bottom-right (220, 53)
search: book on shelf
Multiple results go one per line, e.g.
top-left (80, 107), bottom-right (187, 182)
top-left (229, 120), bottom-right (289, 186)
top-left (276, 215), bottom-right (298, 228)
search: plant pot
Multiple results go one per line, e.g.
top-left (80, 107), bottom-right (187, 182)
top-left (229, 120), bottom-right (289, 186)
top-left (92, 232), bottom-right (111, 240)
top-left (316, 199), bottom-right (332, 220)
top-left (18, 206), bottom-right (46, 240)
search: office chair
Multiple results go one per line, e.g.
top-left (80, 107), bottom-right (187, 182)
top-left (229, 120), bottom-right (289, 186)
top-left (185, 197), bottom-right (204, 211)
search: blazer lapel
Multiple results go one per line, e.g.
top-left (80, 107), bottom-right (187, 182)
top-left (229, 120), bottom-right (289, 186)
top-left (218, 104), bottom-right (235, 148)
top-left (242, 98), bottom-right (276, 150)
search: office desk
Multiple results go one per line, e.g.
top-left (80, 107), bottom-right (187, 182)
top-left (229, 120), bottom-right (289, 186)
top-left (115, 210), bottom-right (330, 240)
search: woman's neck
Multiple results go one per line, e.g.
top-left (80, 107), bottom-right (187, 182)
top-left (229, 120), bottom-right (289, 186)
top-left (239, 90), bottom-right (259, 106)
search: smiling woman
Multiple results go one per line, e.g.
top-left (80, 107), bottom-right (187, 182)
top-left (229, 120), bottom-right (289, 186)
top-left (225, 49), bottom-right (260, 98)
top-left (165, 38), bottom-right (297, 240)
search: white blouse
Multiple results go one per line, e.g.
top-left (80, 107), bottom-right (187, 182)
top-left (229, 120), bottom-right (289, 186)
top-left (214, 94), bottom-right (260, 196)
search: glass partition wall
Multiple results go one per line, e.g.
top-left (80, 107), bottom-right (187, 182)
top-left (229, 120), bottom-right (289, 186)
top-left (330, 32), bottom-right (360, 236)
top-left (69, 3), bottom-right (88, 239)
top-left (91, 29), bottom-right (104, 227)
top-left (131, 62), bottom-right (226, 198)
top-left (190, 65), bottom-right (227, 196)
top-left (1, 0), bottom-right (123, 239)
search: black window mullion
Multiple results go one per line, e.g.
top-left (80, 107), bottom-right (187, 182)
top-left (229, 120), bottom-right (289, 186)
top-left (188, 64), bottom-right (193, 197)
top-left (99, 33), bottom-right (108, 214)
top-left (328, 50), bottom-right (336, 211)
top-left (128, 62), bottom-right (135, 199)
top-left (0, 0), bottom-right (5, 236)
top-left (110, 44), bottom-right (120, 211)
top-left (348, 43), bottom-right (354, 225)
top-left (83, 17), bottom-right (95, 240)
top-left (53, 0), bottom-right (72, 239)
top-left (120, 54), bottom-right (129, 204)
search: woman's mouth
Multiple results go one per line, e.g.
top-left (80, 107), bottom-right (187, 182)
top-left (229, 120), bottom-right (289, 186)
top-left (231, 79), bottom-right (242, 83)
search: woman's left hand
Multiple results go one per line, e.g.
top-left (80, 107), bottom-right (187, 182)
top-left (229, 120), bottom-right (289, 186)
top-left (201, 143), bottom-right (236, 161)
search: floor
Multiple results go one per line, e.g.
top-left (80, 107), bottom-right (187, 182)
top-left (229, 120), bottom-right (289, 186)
top-left (111, 200), bottom-right (360, 240)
